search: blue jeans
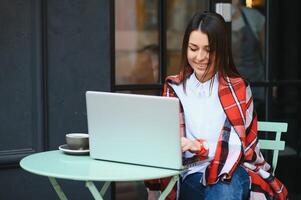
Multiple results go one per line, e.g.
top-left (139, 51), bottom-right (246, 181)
top-left (179, 166), bottom-right (250, 200)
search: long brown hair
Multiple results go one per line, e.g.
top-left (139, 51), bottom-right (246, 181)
top-left (179, 11), bottom-right (240, 85)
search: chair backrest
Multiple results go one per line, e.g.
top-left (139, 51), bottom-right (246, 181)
top-left (257, 121), bottom-right (288, 175)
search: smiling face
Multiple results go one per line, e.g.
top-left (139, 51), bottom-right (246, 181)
top-left (187, 30), bottom-right (215, 82)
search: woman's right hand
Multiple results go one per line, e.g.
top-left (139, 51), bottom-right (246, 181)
top-left (181, 137), bottom-right (201, 153)
top-left (181, 137), bottom-right (209, 156)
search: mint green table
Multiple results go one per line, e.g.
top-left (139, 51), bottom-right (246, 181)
top-left (20, 150), bottom-right (180, 200)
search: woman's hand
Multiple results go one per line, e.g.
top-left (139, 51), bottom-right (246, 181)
top-left (181, 137), bottom-right (201, 153)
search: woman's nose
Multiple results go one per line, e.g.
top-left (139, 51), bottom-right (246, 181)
top-left (196, 50), bottom-right (207, 61)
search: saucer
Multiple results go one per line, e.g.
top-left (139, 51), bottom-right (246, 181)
top-left (58, 144), bottom-right (90, 155)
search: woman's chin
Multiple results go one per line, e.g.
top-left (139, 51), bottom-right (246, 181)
top-left (195, 73), bottom-right (205, 81)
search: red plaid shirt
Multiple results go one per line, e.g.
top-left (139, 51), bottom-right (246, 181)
top-left (145, 73), bottom-right (288, 200)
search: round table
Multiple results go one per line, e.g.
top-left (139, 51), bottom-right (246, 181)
top-left (20, 150), bottom-right (180, 200)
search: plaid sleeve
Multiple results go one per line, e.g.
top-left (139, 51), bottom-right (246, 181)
top-left (244, 85), bottom-right (270, 170)
top-left (244, 84), bottom-right (259, 162)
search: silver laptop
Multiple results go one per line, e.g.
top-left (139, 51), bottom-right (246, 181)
top-left (86, 91), bottom-right (209, 170)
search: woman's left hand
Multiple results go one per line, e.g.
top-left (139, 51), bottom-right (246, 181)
top-left (181, 137), bottom-right (201, 153)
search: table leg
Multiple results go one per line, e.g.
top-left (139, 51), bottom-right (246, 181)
top-left (158, 175), bottom-right (179, 200)
top-left (100, 181), bottom-right (111, 196)
top-left (86, 181), bottom-right (104, 200)
top-left (48, 177), bottom-right (68, 200)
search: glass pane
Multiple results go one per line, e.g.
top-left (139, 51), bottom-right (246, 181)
top-left (231, 0), bottom-right (266, 119)
top-left (231, 0), bottom-right (266, 83)
top-left (271, 85), bottom-right (300, 151)
top-left (166, 0), bottom-right (209, 76)
top-left (115, 0), bottom-right (159, 85)
top-left (252, 86), bottom-right (266, 120)
top-left (270, 85), bottom-right (301, 196)
top-left (231, 0), bottom-right (266, 86)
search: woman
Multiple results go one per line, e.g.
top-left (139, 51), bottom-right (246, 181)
top-left (145, 11), bottom-right (287, 200)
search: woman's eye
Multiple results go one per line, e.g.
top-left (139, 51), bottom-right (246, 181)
top-left (189, 47), bottom-right (197, 51)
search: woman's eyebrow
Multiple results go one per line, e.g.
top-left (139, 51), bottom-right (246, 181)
top-left (188, 43), bottom-right (209, 48)
top-left (188, 43), bottom-right (198, 47)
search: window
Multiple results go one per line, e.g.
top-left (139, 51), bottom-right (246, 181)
top-left (114, 0), bottom-right (209, 96)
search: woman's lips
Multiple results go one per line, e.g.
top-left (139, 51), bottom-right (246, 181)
top-left (195, 63), bottom-right (208, 69)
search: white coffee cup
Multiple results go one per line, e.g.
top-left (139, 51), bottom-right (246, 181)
top-left (66, 133), bottom-right (89, 150)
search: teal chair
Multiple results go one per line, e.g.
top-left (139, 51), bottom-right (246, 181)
top-left (257, 121), bottom-right (288, 175)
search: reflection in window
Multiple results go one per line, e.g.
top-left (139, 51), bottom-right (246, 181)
top-left (166, 0), bottom-right (208, 76)
top-left (115, 0), bottom-right (159, 85)
top-left (231, 0), bottom-right (266, 119)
